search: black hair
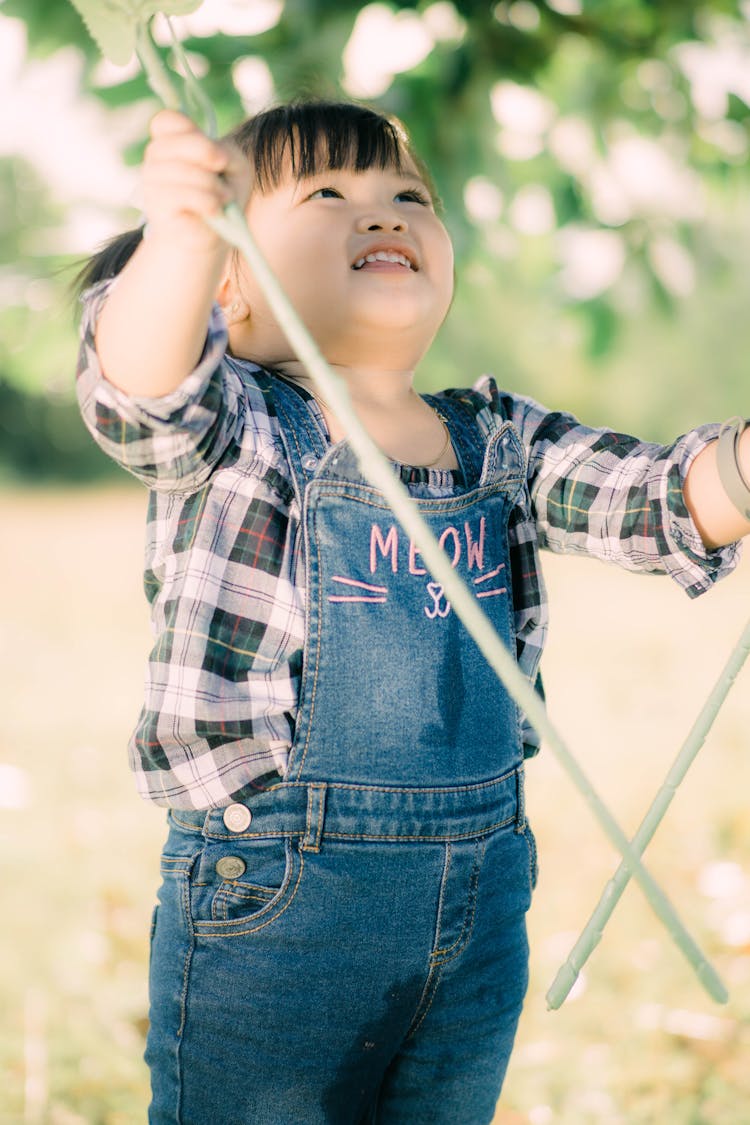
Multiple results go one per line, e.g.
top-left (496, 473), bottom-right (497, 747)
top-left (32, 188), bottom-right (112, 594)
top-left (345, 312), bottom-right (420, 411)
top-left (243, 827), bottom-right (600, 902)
top-left (226, 100), bottom-right (434, 194)
top-left (73, 100), bottom-right (435, 297)
top-left (72, 225), bottom-right (144, 298)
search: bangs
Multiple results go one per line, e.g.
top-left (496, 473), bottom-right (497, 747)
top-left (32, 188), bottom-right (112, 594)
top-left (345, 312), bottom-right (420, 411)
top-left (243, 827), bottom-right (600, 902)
top-left (227, 101), bottom-right (429, 194)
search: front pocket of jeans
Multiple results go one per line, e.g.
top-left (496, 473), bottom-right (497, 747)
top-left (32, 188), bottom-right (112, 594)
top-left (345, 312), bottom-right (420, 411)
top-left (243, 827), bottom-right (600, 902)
top-left (212, 878), bottom-right (277, 921)
top-left (190, 836), bottom-right (303, 937)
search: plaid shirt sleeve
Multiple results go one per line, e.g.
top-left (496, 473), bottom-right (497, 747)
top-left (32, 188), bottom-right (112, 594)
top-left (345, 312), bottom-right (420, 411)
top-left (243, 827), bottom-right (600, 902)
top-left (76, 278), bottom-right (260, 492)
top-left (472, 376), bottom-right (740, 598)
top-left (445, 376), bottom-right (741, 760)
top-left (76, 279), bottom-right (304, 809)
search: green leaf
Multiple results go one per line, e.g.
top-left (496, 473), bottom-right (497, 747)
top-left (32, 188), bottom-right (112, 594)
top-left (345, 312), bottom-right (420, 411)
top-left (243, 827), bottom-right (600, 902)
top-left (67, 0), bottom-right (203, 64)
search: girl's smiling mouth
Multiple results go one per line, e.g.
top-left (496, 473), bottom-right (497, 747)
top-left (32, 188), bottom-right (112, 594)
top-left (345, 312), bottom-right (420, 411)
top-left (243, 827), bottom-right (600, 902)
top-left (351, 244), bottom-right (418, 271)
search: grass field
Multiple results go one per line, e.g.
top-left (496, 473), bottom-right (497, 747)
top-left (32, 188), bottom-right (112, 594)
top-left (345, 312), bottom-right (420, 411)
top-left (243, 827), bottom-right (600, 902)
top-left (1, 485), bottom-right (749, 1124)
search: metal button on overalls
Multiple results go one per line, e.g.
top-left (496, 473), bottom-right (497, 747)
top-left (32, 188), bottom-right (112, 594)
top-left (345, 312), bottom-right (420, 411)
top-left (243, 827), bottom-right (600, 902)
top-left (223, 803), bottom-right (252, 832)
top-left (215, 855), bottom-right (246, 880)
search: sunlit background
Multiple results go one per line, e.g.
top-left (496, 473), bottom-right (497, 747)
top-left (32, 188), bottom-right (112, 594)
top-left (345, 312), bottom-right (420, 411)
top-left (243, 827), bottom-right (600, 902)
top-left (2, 1), bottom-right (750, 1121)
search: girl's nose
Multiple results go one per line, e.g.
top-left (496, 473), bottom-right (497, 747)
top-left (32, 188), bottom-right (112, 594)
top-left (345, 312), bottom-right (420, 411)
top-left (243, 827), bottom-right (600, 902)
top-left (355, 211), bottom-right (408, 234)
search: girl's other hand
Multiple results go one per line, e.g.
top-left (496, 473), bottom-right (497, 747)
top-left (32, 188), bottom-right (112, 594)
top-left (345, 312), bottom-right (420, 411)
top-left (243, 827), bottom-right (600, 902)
top-left (143, 110), bottom-right (252, 253)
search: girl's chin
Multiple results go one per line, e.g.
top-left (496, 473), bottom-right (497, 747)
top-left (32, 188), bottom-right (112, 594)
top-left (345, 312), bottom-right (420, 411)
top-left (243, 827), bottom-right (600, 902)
top-left (321, 331), bottom-right (429, 369)
top-left (346, 300), bottom-right (444, 337)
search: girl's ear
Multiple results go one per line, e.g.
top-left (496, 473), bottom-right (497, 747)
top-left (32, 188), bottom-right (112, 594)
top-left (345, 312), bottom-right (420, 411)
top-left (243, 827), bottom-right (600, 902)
top-left (216, 274), bottom-right (250, 325)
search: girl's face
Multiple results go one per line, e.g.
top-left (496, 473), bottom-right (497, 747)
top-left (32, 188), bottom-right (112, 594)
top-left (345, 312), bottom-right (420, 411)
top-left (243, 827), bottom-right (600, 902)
top-left (226, 149), bottom-right (455, 372)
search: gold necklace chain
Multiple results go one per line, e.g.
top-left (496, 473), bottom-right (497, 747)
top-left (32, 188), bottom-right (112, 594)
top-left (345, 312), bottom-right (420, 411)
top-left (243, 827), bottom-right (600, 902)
top-left (421, 413), bottom-right (451, 468)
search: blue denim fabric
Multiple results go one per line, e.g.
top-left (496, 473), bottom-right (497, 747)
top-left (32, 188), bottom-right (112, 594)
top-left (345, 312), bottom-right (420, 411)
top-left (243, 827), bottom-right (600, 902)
top-left (146, 379), bottom-right (537, 1124)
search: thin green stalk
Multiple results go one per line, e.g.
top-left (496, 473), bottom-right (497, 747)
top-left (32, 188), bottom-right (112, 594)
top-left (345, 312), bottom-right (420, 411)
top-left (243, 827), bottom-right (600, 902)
top-left (166, 17), bottom-right (217, 138)
top-left (135, 20), bottom-right (183, 111)
top-left (546, 616), bottom-right (750, 1009)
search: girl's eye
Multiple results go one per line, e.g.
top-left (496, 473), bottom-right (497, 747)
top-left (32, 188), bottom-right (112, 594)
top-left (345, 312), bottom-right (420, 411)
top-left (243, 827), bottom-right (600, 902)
top-left (395, 188), bottom-right (431, 206)
top-left (309, 187), bottom-right (342, 200)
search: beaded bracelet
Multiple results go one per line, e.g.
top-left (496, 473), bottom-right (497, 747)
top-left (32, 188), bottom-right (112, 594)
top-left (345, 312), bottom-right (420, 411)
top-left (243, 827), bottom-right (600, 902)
top-left (716, 416), bottom-right (750, 520)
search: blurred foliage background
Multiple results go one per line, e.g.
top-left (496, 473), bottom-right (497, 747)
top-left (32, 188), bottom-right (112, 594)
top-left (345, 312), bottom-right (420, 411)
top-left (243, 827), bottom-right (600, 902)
top-left (4, 0), bottom-right (750, 481)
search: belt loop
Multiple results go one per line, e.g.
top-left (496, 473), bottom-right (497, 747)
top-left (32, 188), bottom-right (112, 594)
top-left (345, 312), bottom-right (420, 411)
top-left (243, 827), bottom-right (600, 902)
top-left (514, 765), bottom-right (526, 833)
top-left (302, 783), bottom-right (327, 852)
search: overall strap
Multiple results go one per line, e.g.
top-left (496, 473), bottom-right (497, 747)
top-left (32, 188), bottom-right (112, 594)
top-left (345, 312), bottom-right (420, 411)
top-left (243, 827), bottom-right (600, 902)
top-left (422, 392), bottom-right (488, 486)
top-left (262, 370), bottom-right (500, 497)
top-left (259, 372), bottom-right (329, 505)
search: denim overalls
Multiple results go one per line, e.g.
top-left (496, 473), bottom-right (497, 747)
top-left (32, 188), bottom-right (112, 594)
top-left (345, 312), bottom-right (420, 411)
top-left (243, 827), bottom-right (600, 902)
top-left (146, 378), bottom-right (537, 1125)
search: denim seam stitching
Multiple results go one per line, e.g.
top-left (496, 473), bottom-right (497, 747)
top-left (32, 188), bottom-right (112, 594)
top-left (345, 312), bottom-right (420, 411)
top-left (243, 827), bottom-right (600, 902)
top-left (523, 825), bottom-right (538, 893)
top-left (160, 855), bottom-right (192, 869)
top-left (213, 882), bottom-right (274, 921)
top-left (302, 783), bottom-right (326, 851)
top-left (432, 843), bottom-right (451, 953)
top-left (431, 839), bottom-right (485, 964)
top-left (317, 768), bottom-right (518, 793)
top-left (316, 772), bottom-right (518, 794)
top-left (314, 784), bottom-right (326, 846)
top-left (404, 963), bottom-right (443, 1041)
top-left (176, 858), bottom-right (196, 1051)
top-left (321, 815), bottom-right (514, 842)
top-left (221, 886), bottom-right (275, 903)
top-left (514, 765), bottom-right (527, 835)
top-left (210, 877), bottom-right (275, 922)
top-left (309, 482), bottom-right (522, 511)
top-left (304, 787), bottom-right (314, 848)
top-left (293, 509), bottom-right (324, 778)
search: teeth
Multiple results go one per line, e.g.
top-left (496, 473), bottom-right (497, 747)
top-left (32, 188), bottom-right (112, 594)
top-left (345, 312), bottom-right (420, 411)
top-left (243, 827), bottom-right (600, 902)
top-left (353, 251), bottom-right (413, 270)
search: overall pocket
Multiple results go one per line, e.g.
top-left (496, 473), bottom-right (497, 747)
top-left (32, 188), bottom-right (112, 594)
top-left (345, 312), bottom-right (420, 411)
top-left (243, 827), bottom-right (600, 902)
top-left (187, 834), bottom-right (304, 938)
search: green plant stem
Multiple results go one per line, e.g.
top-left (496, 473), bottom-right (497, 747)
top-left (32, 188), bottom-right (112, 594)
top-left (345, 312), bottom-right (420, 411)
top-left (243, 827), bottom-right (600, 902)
top-left (546, 616), bottom-right (750, 1009)
top-left (166, 17), bottom-right (217, 137)
top-left (135, 20), bottom-right (182, 111)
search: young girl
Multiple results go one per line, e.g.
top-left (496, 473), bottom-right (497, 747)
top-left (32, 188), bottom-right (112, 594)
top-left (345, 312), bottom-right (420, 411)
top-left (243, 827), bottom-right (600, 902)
top-left (77, 101), bottom-right (747, 1124)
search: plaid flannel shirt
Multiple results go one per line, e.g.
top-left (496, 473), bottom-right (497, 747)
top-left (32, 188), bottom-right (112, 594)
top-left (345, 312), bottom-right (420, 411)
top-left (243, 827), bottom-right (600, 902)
top-left (77, 279), bottom-right (739, 809)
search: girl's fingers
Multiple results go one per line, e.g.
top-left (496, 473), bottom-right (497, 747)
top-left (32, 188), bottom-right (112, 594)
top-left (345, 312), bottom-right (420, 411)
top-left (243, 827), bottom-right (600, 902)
top-left (144, 160), bottom-right (230, 194)
top-left (148, 108), bottom-right (195, 137)
top-left (145, 172), bottom-right (233, 219)
top-left (151, 187), bottom-right (231, 221)
top-left (146, 132), bottom-right (228, 175)
top-left (143, 112), bottom-right (250, 222)
top-left (147, 111), bottom-right (229, 172)
top-left (144, 145), bottom-right (250, 217)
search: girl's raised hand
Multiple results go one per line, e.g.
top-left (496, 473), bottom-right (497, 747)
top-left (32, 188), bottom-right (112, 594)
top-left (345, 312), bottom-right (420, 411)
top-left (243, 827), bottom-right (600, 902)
top-left (142, 110), bottom-right (252, 253)
top-left (94, 111), bottom-right (252, 397)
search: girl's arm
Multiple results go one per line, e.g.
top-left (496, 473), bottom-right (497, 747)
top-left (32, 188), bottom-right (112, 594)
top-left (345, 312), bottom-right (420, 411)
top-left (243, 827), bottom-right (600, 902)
top-left (95, 110), bottom-right (250, 398)
top-left (683, 431), bottom-right (750, 549)
top-left (484, 383), bottom-right (738, 597)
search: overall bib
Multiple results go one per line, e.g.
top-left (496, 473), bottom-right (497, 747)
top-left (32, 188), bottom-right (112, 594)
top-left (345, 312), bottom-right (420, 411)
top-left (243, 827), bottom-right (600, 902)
top-left (146, 378), bottom-right (537, 1125)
